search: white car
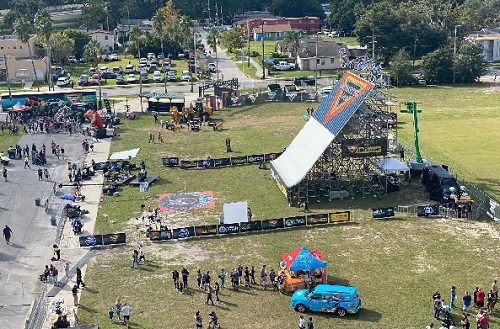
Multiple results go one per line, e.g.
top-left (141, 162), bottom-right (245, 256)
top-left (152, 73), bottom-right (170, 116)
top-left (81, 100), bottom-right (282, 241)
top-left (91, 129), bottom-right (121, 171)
top-left (318, 87), bottom-right (332, 97)
top-left (109, 54), bottom-right (119, 61)
top-left (138, 63), bottom-right (147, 73)
top-left (99, 66), bottom-right (109, 73)
top-left (147, 53), bottom-right (155, 60)
top-left (273, 61), bottom-right (295, 70)
top-left (126, 74), bottom-right (137, 83)
top-left (56, 76), bottom-right (70, 87)
top-left (181, 70), bottom-right (192, 81)
top-left (208, 62), bottom-right (217, 72)
top-left (153, 71), bottom-right (163, 82)
top-left (139, 57), bottom-right (147, 65)
top-left (101, 54), bottom-right (110, 61)
top-left (125, 64), bottom-right (135, 74)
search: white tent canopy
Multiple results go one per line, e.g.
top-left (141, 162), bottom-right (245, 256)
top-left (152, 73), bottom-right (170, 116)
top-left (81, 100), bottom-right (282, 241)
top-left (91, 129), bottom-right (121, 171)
top-left (109, 148), bottom-right (140, 160)
top-left (375, 157), bottom-right (410, 174)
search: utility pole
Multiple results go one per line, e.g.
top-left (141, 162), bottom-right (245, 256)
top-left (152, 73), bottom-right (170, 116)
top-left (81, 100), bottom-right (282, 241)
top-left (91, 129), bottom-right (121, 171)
top-left (370, 31), bottom-right (376, 60)
top-left (261, 20), bottom-right (265, 79)
top-left (4, 55), bottom-right (12, 107)
top-left (191, 31), bottom-right (196, 92)
top-left (453, 24), bottom-right (462, 84)
top-left (247, 19), bottom-right (251, 68)
top-left (315, 32), bottom-right (319, 92)
top-left (207, 0), bottom-right (211, 24)
top-left (412, 37), bottom-right (418, 68)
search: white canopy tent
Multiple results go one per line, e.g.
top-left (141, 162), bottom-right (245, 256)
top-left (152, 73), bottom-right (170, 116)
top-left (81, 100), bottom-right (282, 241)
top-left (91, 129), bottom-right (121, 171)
top-left (375, 157), bottom-right (410, 174)
top-left (109, 148), bottom-right (140, 160)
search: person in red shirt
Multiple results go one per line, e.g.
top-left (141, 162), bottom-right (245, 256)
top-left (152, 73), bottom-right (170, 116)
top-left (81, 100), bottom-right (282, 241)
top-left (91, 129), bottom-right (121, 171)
top-left (478, 312), bottom-right (489, 329)
top-left (476, 289), bottom-right (486, 308)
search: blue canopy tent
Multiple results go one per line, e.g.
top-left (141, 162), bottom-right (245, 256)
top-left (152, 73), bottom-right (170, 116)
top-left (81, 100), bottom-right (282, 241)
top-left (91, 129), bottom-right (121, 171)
top-left (282, 246), bottom-right (328, 271)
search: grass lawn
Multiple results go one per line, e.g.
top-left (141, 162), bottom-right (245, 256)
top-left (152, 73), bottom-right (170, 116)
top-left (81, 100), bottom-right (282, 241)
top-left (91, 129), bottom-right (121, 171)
top-left (78, 101), bottom-right (500, 329)
top-left (392, 84), bottom-right (500, 201)
top-left (0, 132), bottom-right (22, 151)
top-left (0, 83), bottom-right (24, 91)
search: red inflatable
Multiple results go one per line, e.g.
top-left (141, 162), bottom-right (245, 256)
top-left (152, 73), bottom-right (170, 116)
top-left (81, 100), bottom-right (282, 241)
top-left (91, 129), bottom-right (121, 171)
top-left (84, 109), bottom-right (103, 128)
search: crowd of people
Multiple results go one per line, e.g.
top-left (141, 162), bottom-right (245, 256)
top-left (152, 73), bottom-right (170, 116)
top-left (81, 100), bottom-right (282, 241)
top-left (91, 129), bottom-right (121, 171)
top-left (430, 280), bottom-right (497, 329)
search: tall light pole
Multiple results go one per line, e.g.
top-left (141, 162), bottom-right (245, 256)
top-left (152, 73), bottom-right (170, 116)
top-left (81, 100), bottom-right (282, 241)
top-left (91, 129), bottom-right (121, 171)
top-left (315, 32), bottom-right (319, 92)
top-left (453, 24), bottom-right (462, 84)
top-left (191, 31), bottom-right (196, 92)
top-left (261, 20), bottom-right (265, 79)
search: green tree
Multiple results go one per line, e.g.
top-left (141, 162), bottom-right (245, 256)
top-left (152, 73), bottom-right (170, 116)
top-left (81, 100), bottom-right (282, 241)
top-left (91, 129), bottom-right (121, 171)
top-left (80, 0), bottom-right (107, 30)
top-left (390, 49), bottom-right (414, 86)
top-left (422, 47), bottom-right (453, 84)
top-left (282, 31), bottom-right (302, 64)
top-left (464, 0), bottom-right (500, 28)
top-left (220, 27), bottom-right (246, 51)
top-left (50, 31), bottom-right (75, 64)
top-left (63, 29), bottom-right (91, 60)
top-left (13, 16), bottom-right (39, 91)
top-left (269, 0), bottom-right (325, 19)
top-left (152, 9), bottom-right (167, 56)
top-left (129, 25), bottom-right (145, 58)
top-left (328, 0), bottom-right (365, 34)
top-left (455, 41), bottom-right (486, 83)
top-left (34, 9), bottom-right (53, 87)
top-left (207, 28), bottom-right (220, 53)
top-left (84, 39), bottom-right (101, 67)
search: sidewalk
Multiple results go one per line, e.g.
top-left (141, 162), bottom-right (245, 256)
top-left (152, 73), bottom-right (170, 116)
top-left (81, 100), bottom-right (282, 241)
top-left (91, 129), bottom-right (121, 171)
top-left (41, 138), bottom-right (111, 328)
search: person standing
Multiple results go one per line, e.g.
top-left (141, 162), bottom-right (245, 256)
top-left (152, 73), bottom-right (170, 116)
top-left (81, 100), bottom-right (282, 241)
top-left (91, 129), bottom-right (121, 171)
top-left (461, 313), bottom-right (470, 329)
top-left (307, 317), bottom-right (314, 329)
top-left (205, 284), bottom-right (214, 305)
top-left (492, 279), bottom-right (498, 306)
top-left (138, 245), bottom-right (146, 263)
top-left (44, 168), bottom-right (50, 180)
top-left (451, 286), bottom-right (457, 308)
top-left (194, 311), bottom-right (203, 329)
top-left (434, 295), bottom-right (443, 319)
top-left (218, 269), bottom-right (226, 288)
top-left (250, 265), bottom-right (256, 285)
top-left (3, 225), bottom-right (12, 244)
top-left (38, 167), bottom-right (43, 180)
top-left (24, 155), bottom-right (30, 169)
top-left (64, 262), bottom-right (70, 278)
top-left (52, 266), bottom-right (59, 287)
top-left (463, 291), bottom-right (472, 311)
top-left (260, 265), bottom-right (267, 290)
top-left (214, 281), bottom-right (220, 302)
top-left (72, 285), bottom-right (79, 306)
top-left (122, 303), bottom-right (130, 327)
top-left (115, 299), bottom-right (122, 322)
top-left (197, 270), bottom-right (202, 289)
top-left (299, 315), bottom-right (305, 329)
top-left (52, 244), bottom-right (61, 260)
top-left (182, 267), bottom-right (190, 288)
top-left (3, 167), bottom-right (7, 182)
top-left (131, 249), bottom-right (139, 268)
top-left (107, 307), bottom-right (114, 324)
top-left (476, 288), bottom-right (485, 309)
top-left (76, 267), bottom-right (85, 288)
top-left (473, 287), bottom-right (479, 307)
top-left (225, 137), bottom-right (232, 153)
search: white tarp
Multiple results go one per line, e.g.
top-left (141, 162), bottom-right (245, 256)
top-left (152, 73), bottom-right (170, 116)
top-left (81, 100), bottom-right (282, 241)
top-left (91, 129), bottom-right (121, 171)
top-left (222, 201), bottom-right (248, 224)
top-left (109, 148), bottom-right (140, 160)
top-left (271, 119), bottom-right (335, 188)
top-left (375, 157), bottom-right (410, 174)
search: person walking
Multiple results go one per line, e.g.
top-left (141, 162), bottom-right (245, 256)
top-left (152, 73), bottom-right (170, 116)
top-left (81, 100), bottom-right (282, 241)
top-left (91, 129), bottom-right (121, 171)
top-left (64, 262), bottom-right (70, 278)
top-left (38, 167), bottom-right (43, 180)
top-left (131, 249), bottom-right (139, 268)
top-left (3, 167), bottom-right (7, 182)
top-left (138, 245), bottom-right (146, 263)
top-left (107, 307), bottom-right (114, 324)
top-left (463, 291), bottom-right (472, 311)
top-left (205, 284), bottom-right (214, 305)
top-left (24, 155), bottom-right (30, 169)
top-left (225, 137), bottom-right (232, 153)
top-left (434, 295), bottom-right (443, 320)
top-left (52, 266), bottom-right (59, 287)
top-left (218, 269), bottom-right (226, 288)
top-left (194, 311), bottom-right (203, 329)
top-left (115, 299), bottom-right (122, 322)
top-left (299, 315), bottom-right (305, 329)
top-left (214, 281), bottom-right (220, 302)
top-left (260, 265), bottom-right (267, 290)
top-left (307, 317), bottom-right (314, 329)
top-left (72, 285), bottom-right (79, 306)
top-left (52, 244), bottom-right (61, 260)
top-left (122, 303), bottom-right (130, 327)
top-left (3, 225), bottom-right (12, 244)
top-left (76, 267), bottom-right (85, 288)
top-left (44, 168), bottom-right (50, 180)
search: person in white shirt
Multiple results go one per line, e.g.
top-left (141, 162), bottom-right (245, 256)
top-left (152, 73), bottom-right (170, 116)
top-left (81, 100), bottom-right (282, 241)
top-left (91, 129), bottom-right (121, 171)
top-left (299, 315), bottom-right (305, 329)
top-left (138, 245), bottom-right (145, 263)
top-left (122, 303), bottom-right (130, 326)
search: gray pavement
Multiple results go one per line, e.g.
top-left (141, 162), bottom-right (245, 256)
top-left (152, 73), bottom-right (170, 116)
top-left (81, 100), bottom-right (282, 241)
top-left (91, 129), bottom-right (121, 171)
top-left (0, 132), bottom-right (87, 329)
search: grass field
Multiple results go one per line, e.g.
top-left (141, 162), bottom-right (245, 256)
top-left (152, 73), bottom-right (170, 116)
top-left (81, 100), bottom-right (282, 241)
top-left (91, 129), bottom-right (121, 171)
top-left (78, 99), bottom-right (500, 329)
top-left (392, 84), bottom-right (500, 201)
top-left (0, 132), bottom-right (22, 151)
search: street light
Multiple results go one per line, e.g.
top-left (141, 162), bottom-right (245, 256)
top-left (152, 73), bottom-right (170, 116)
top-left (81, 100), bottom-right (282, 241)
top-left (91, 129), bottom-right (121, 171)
top-left (315, 32), bottom-right (319, 92)
top-left (453, 24), bottom-right (462, 84)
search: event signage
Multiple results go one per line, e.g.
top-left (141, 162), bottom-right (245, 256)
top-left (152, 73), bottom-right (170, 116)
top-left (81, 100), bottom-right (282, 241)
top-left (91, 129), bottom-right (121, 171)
top-left (163, 152), bottom-right (283, 169)
top-left (230, 156), bottom-right (247, 165)
top-left (197, 159), bottom-right (214, 168)
top-left (306, 213), bottom-right (329, 225)
top-left (217, 223), bottom-right (240, 235)
top-left (239, 221), bottom-right (262, 233)
top-left (264, 153), bottom-right (282, 161)
top-left (162, 157), bottom-right (179, 167)
top-left (102, 233), bottom-right (126, 245)
top-left (341, 138), bottom-right (388, 158)
top-left (149, 230), bottom-right (173, 241)
top-left (261, 218), bottom-right (284, 230)
top-left (195, 225), bottom-right (218, 236)
top-left (79, 235), bottom-right (103, 247)
top-left (417, 205), bottom-right (440, 217)
top-left (179, 160), bottom-right (198, 169)
top-left (247, 154), bottom-right (265, 164)
top-left (172, 226), bottom-right (196, 239)
top-left (329, 211), bottom-right (351, 223)
top-left (214, 158), bottom-right (231, 167)
top-left (372, 207), bottom-right (395, 219)
top-left (284, 216), bottom-right (307, 228)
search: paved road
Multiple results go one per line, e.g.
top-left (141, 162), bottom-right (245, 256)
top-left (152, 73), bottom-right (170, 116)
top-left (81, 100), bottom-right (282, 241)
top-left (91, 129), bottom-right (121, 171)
top-left (0, 132), bottom-right (86, 329)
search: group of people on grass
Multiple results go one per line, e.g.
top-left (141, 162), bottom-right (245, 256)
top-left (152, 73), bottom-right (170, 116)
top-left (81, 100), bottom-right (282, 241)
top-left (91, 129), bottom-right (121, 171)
top-left (430, 279), bottom-right (497, 329)
top-left (107, 299), bottom-right (131, 327)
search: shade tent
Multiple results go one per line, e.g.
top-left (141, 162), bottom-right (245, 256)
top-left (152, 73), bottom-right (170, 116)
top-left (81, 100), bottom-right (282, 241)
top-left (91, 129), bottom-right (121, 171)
top-left (282, 246), bottom-right (327, 271)
top-left (375, 157), bottom-right (410, 174)
top-left (109, 148), bottom-right (140, 160)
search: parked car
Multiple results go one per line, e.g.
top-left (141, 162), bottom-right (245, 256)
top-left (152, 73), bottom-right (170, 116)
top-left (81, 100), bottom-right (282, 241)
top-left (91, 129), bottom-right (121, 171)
top-left (163, 58), bottom-right (171, 65)
top-left (147, 53), bottom-right (155, 60)
top-left (99, 66), bottom-right (109, 73)
top-left (153, 71), bottom-right (163, 82)
top-left (274, 61), bottom-right (295, 70)
top-left (140, 72), bottom-right (149, 82)
top-left (181, 70), bottom-right (192, 82)
top-left (112, 66), bottom-right (122, 75)
top-left (125, 64), bottom-right (135, 74)
top-left (79, 74), bottom-right (89, 86)
top-left (162, 62), bottom-right (171, 72)
top-left (51, 66), bottom-right (65, 81)
top-left (149, 63), bottom-right (158, 73)
top-left (178, 53), bottom-right (186, 59)
top-left (139, 57), bottom-right (147, 65)
top-left (101, 71), bottom-right (117, 79)
top-left (68, 56), bottom-right (78, 64)
top-left (151, 58), bottom-right (159, 65)
top-left (208, 62), bottom-right (217, 72)
top-left (318, 87), bottom-right (332, 98)
top-left (138, 63), bottom-right (147, 73)
top-left (116, 75), bottom-right (127, 85)
top-left (157, 54), bottom-right (164, 60)
top-left (88, 67), bottom-right (97, 75)
top-left (56, 76), bottom-right (70, 87)
top-left (167, 70), bottom-right (177, 81)
top-left (109, 54), bottom-right (119, 61)
top-left (101, 54), bottom-right (110, 61)
top-left (89, 74), bottom-right (100, 85)
top-left (290, 284), bottom-right (361, 317)
top-left (294, 76), bottom-right (315, 86)
top-left (126, 74), bottom-right (137, 83)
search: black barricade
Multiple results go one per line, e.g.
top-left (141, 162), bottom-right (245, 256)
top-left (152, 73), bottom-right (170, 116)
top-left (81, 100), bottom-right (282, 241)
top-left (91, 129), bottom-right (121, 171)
top-left (261, 218), bottom-right (284, 230)
top-left (179, 160), bottom-right (198, 169)
top-left (372, 207), bottom-right (395, 219)
top-left (217, 223), bottom-right (240, 235)
top-left (162, 157), bottom-right (179, 167)
top-left (247, 154), bottom-right (265, 164)
top-left (284, 215), bottom-right (307, 228)
top-left (417, 205), bottom-right (440, 217)
top-left (240, 221), bottom-right (262, 233)
top-left (79, 235), bottom-right (103, 247)
top-left (195, 225), bottom-right (218, 237)
top-left (197, 159), bottom-right (214, 168)
top-left (150, 230), bottom-right (173, 240)
top-left (329, 211), bottom-right (351, 223)
top-left (230, 156), bottom-right (248, 165)
top-left (102, 233), bottom-right (127, 245)
top-left (172, 226), bottom-right (196, 239)
top-left (264, 152), bottom-right (282, 161)
top-left (214, 157), bottom-right (231, 167)
top-left (306, 213), bottom-right (329, 225)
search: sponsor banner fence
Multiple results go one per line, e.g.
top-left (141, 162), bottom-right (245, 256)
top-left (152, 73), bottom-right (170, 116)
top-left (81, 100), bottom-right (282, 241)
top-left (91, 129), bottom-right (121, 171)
top-left (151, 212), bottom-right (351, 241)
top-left (79, 233), bottom-right (125, 247)
top-left (417, 205), bottom-right (440, 217)
top-left (162, 152), bottom-right (282, 169)
top-left (341, 138), bottom-right (388, 158)
top-left (372, 207), bottom-right (395, 219)
top-left (79, 235), bottom-right (103, 247)
top-left (102, 233), bottom-right (126, 245)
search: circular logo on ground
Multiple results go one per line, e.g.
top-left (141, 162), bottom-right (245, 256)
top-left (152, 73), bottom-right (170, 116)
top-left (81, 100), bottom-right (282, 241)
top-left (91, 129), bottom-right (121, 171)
top-left (159, 192), bottom-right (214, 210)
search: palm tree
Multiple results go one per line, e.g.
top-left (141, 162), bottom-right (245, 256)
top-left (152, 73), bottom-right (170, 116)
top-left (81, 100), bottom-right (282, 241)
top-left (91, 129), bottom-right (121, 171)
top-left (283, 31), bottom-right (302, 65)
top-left (34, 9), bottom-right (53, 90)
top-left (129, 25), bottom-right (145, 94)
top-left (207, 27), bottom-right (220, 79)
top-left (84, 39), bottom-right (102, 109)
top-left (152, 9), bottom-right (166, 56)
top-left (13, 17), bottom-right (39, 91)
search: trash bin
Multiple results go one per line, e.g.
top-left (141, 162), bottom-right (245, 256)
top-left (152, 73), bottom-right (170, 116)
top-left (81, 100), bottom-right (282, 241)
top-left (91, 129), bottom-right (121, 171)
top-left (35, 198), bottom-right (41, 206)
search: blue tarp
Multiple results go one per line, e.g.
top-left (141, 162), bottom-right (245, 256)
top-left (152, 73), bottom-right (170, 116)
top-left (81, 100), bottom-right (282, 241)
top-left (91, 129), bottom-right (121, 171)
top-left (289, 246), bottom-right (327, 271)
top-left (59, 194), bottom-right (75, 201)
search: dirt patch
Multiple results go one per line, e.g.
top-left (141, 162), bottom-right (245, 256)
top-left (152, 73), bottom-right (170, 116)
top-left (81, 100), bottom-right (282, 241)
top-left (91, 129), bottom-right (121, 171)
top-left (148, 241), bottom-right (216, 265)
